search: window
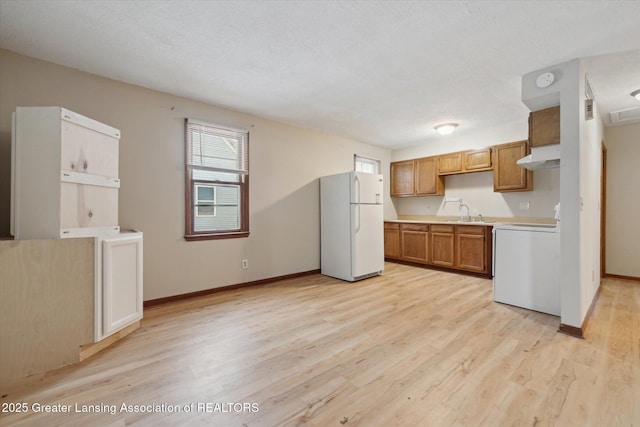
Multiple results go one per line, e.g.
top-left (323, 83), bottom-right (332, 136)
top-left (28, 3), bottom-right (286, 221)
top-left (354, 154), bottom-right (381, 174)
top-left (185, 119), bottom-right (249, 240)
top-left (194, 184), bottom-right (216, 217)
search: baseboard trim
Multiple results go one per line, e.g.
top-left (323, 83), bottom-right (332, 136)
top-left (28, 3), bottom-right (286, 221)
top-left (558, 323), bottom-right (583, 338)
top-left (604, 273), bottom-right (640, 283)
top-left (79, 320), bottom-right (140, 361)
top-left (558, 280), bottom-right (604, 339)
top-left (143, 269), bottom-right (321, 308)
top-left (580, 280), bottom-right (603, 336)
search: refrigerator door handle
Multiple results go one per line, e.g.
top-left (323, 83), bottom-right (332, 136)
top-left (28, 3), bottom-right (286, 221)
top-left (355, 202), bottom-right (360, 232)
top-left (354, 174), bottom-right (360, 204)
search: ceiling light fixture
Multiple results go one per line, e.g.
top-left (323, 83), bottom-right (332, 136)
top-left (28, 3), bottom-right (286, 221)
top-left (434, 123), bottom-right (458, 135)
top-left (631, 89), bottom-right (640, 101)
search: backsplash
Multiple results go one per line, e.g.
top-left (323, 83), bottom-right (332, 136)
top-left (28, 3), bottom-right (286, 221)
top-left (391, 169), bottom-right (560, 219)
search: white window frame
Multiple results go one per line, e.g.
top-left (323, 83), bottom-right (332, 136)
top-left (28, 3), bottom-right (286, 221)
top-left (194, 184), bottom-right (217, 217)
top-left (185, 119), bottom-right (249, 241)
top-left (354, 154), bottom-right (381, 174)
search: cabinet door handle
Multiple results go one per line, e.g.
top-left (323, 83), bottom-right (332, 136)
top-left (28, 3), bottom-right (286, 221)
top-left (83, 161), bottom-right (88, 170)
top-left (88, 210), bottom-right (93, 218)
top-left (71, 162), bottom-right (75, 170)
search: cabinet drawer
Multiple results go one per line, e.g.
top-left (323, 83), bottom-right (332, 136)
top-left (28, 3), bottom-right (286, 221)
top-left (430, 224), bottom-right (454, 233)
top-left (456, 225), bottom-right (486, 235)
top-left (60, 183), bottom-right (118, 229)
top-left (400, 223), bottom-right (429, 232)
top-left (61, 120), bottom-right (119, 178)
top-left (384, 222), bottom-right (400, 230)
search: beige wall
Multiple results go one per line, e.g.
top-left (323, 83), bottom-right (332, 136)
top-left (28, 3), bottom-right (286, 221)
top-left (0, 238), bottom-right (94, 387)
top-left (521, 58), bottom-right (605, 328)
top-left (0, 49), bottom-right (393, 300)
top-left (578, 79), bottom-right (604, 322)
top-left (391, 121), bottom-right (560, 219)
top-left (605, 122), bottom-right (640, 278)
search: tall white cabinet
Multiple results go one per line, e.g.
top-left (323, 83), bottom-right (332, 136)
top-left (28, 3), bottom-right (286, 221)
top-left (11, 107), bottom-right (143, 342)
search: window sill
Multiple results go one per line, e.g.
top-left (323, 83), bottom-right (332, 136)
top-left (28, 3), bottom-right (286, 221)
top-left (184, 231), bottom-right (250, 241)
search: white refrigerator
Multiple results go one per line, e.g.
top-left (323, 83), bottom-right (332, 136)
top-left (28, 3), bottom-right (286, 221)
top-left (320, 171), bottom-right (384, 282)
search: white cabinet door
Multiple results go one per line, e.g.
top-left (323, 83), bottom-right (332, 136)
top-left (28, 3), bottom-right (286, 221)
top-left (101, 233), bottom-right (143, 337)
top-left (61, 120), bottom-right (119, 178)
top-left (60, 183), bottom-right (118, 230)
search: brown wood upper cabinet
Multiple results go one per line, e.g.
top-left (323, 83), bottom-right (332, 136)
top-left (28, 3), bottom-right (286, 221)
top-left (391, 156), bottom-right (443, 197)
top-left (529, 106), bottom-right (560, 147)
top-left (492, 140), bottom-right (532, 192)
top-left (464, 148), bottom-right (492, 171)
top-left (415, 157), bottom-right (444, 196)
top-left (437, 152), bottom-right (463, 175)
top-left (438, 148), bottom-right (492, 175)
top-left (390, 160), bottom-right (415, 197)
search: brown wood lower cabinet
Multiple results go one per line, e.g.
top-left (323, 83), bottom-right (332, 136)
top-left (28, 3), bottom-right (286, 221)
top-left (400, 223), bottom-right (429, 264)
top-left (384, 221), bottom-right (492, 277)
top-left (430, 225), bottom-right (455, 268)
top-left (455, 225), bottom-right (489, 273)
top-left (383, 222), bottom-right (401, 260)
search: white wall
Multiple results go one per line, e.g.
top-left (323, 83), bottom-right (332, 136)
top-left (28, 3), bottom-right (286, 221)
top-left (605, 122), bottom-right (640, 278)
top-left (579, 89), bottom-right (604, 319)
top-left (522, 58), bottom-right (604, 329)
top-left (391, 121), bottom-right (560, 219)
top-left (0, 49), bottom-right (393, 300)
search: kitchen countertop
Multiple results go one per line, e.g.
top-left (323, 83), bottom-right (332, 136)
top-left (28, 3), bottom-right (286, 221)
top-left (385, 216), bottom-right (557, 226)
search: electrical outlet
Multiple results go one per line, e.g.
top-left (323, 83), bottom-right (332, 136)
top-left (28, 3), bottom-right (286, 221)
top-left (242, 259), bottom-right (248, 269)
top-left (519, 201), bottom-right (530, 211)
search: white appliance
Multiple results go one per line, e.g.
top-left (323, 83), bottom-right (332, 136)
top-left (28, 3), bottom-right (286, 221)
top-left (516, 143), bottom-right (560, 170)
top-left (492, 207), bottom-right (561, 315)
top-left (320, 171), bottom-right (384, 282)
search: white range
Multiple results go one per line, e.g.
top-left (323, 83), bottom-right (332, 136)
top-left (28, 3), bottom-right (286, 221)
top-left (492, 214), bottom-right (561, 316)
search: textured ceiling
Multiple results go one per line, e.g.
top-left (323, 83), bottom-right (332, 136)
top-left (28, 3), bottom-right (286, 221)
top-left (1, 0), bottom-right (639, 149)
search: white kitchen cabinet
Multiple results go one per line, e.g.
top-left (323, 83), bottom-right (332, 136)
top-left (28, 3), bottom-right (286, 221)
top-left (11, 106), bottom-right (120, 239)
top-left (60, 116), bottom-right (119, 177)
top-left (98, 231), bottom-right (144, 340)
top-left (11, 106), bottom-right (143, 343)
top-left (60, 182), bottom-right (119, 231)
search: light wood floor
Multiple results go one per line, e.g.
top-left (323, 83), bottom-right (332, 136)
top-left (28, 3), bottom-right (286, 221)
top-left (1, 263), bottom-right (638, 426)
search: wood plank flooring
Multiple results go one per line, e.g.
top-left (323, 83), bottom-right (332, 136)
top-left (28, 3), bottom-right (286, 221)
top-left (1, 262), bottom-right (638, 426)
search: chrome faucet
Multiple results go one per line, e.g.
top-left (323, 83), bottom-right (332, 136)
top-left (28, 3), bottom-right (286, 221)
top-left (459, 203), bottom-right (471, 222)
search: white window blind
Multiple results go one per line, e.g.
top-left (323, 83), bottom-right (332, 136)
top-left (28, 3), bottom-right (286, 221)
top-left (186, 119), bottom-right (248, 175)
